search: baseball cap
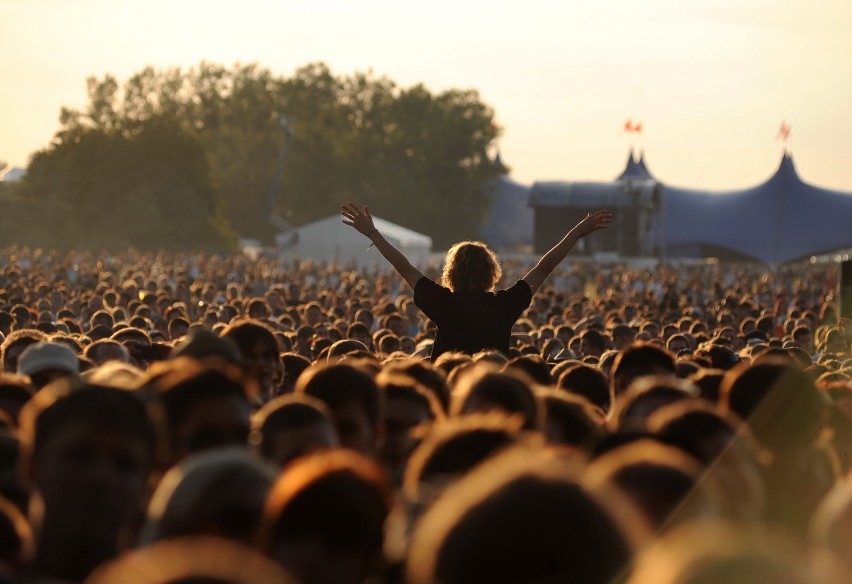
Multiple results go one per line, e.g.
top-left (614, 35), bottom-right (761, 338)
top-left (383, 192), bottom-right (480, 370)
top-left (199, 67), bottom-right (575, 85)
top-left (17, 342), bottom-right (80, 376)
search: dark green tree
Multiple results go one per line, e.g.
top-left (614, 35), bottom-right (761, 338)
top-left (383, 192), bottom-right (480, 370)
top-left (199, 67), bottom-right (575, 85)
top-left (13, 61), bottom-right (503, 250)
top-left (6, 113), bottom-right (235, 251)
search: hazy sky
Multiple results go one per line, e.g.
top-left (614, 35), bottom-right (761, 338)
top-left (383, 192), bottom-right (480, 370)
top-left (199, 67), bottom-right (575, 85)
top-left (3, 0), bottom-right (852, 190)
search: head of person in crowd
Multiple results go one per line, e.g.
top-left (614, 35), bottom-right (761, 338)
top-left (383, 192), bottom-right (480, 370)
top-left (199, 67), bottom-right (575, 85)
top-left (247, 297), bottom-right (271, 320)
top-left (83, 339), bottom-right (130, 367)
top-left (580, 329), bottom-right (607, 357)
top-left (648, 400), bottom-right (767, 522)
top-left (588, 439), bottom-right (719, 531)
top-left (141, 447), bottom-right (277, 546)
top-left (303, 302), bottom-right (325, 327)
top-left (701, 343), bottom-right (742, 370)
top-left (539, 389), bottom-right (606, 451)
top-left (16, 342), bottom-right (81, 391)
top-left (687, 367), bottom-right (726, 403)
top-left (110, 327), bottom-right (155, 367)
top-left (556, 363), bottom-right (612, 414)
top-left (146, 358), bottom-right (255, 467)
top-left (0, 330), bottom-right (48, 374)
top-left (667, 333), bottom-right (691, 355)
top-left (296, 362), bottom-right (382, 456)
top-left (822, 327), bottom-right (848, 355)
top-left (88, 309), bottom-right (114, 331)
top-left (611, 343), bottom-right (677, 398)
top-left (18, 381), bottom-right (158, 583)
top-left (346, 322), bottom-right (373, 350)
top-left (407, 446), bottom-right (648, 584)
top-left (384, 313), bottom-right (407, 338)
top-left (611, 375), bottom-right (699, 432)
top-left (0, 374), bottom-right (33, 425)
top-left (376, 372), bottom-right (443, 483)
top-left (403, 414), bottom-right (522, 507)
top-left (251, 393), bottom-right (339, 468)
top-left (611, 324), bottom-right (635, 351)
top-left (258, 450), bottom-right (392, 584)
top-left (0, 312), bottom-right (14, 338)
top-left (220, 319), bottom-right (283, 400)
top-left (451, 364), bottom-right (543, 431)
top-left (277, 351), bottom-right (311, 394)
top-left (294, 325), bottom-right (316, 358)
top-left (167, 317), bottom-right (190, 341)
top-left (431, 355), bottom-right (471, 387)
top-left (721, 356), bottom-right (824, 453)
top-left (383, 359), bottom-right (451, 412)
top-left (722, 357), bottom-right (832, 529)
top-left (504, 354), bottom-right (552, 385)
top-left (791, 324), bottom-right (814, 353)
top-left (170, 327), bottom-right (242, 364)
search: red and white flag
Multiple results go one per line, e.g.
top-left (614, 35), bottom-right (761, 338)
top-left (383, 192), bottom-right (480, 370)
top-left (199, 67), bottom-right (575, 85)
top-left (623, 119), bottom-right (643, 134)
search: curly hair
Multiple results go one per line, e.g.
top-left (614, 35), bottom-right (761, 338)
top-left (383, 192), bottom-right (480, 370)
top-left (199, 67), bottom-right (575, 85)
top-left (441, 242), bottom-right (502, 293)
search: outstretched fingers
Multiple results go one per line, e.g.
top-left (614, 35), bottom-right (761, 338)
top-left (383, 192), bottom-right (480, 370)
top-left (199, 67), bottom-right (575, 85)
top-left (593, 210), bottom-right (614, 225)
top-left (341, 202), bottom-right (361, 217)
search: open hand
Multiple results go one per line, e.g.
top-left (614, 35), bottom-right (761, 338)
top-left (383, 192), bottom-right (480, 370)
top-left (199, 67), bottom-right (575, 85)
top-left (341, 202), bottom-right (376, 236)
top-left (573, 210), bottom-right (613, 237)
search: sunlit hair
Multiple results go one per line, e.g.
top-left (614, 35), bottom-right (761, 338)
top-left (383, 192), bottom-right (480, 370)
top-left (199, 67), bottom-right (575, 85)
top-left (441, 241), bottom-right (502, 293)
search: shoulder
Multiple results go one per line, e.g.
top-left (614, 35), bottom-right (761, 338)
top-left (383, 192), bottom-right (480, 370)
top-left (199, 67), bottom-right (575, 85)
top-left (497, 279), bottom-right (533, 298)
top-left (414, 277), bottom-right (450, 303)
top-left (495, 279), bottom-right (533, 309)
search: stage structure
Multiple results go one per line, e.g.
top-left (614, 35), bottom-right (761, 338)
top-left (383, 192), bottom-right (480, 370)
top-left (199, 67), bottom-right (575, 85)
top-left (528, 151), bottom-right (663, 256)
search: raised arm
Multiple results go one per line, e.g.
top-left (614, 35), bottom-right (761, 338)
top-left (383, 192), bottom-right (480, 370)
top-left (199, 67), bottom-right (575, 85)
top-left (522, 210), bottom-right (613, 294)
top-left (341, 202), bottom-right (425, 291)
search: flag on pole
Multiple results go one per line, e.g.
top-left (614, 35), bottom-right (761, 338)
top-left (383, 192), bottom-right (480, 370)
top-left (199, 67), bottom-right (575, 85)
top-left (623, 119), bottom-right (643, 133)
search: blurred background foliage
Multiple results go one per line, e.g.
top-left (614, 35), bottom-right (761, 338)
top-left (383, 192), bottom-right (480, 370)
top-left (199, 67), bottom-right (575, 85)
top-left (0, 62), bottom-right (504, 251)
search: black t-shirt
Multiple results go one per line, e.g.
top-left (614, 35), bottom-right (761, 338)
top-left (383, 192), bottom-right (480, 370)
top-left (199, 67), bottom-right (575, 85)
top-left (413, 277), bottom-right (533, 361)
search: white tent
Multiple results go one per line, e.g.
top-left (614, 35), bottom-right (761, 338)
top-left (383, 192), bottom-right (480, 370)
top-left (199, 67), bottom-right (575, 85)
top-left (276, 215), bottom-right (432, 270)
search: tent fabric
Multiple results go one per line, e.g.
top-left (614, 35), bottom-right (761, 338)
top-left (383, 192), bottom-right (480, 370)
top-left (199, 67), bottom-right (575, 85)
top-left (529, 151), bottom-right (659, 209)
top-left (617, 150), bottom-right (656, 182)
top-left (661, 154), bottom-right (852, 263)
top-left (480, 175), bottom-right (533, 250)
top-left (528, 181), bottom-right (658, 209)
top-left (276, 215), bottom-right (432, 269)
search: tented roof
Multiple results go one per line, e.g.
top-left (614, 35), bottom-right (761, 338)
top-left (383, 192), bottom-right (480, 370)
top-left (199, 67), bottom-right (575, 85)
top-left (529, 150), bottom-right (659, 209)
top-left (661, 153), bottom-right (852, 263)
top-left (480, 174), bottom-right (532, 250)
top-left (277, 214), bottom-right (432, 270)
top-left (617, 150), bottom-right (656, 182)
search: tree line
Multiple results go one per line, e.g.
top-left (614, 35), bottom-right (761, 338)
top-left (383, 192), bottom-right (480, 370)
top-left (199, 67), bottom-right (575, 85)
top-left (1, 62), bottom-right (504, 251)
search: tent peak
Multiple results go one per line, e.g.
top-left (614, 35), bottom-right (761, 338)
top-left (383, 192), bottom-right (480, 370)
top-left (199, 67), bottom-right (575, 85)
top-left (773, 150), bottom-right (799, 182)
top-left (493, 150), bottom-right (506, 173)
top-left (617, 148), bottom-right (655, 182)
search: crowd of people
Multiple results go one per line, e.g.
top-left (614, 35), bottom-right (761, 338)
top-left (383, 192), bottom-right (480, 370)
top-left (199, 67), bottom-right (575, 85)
top-left (0, 237), bottom-right (850, 583)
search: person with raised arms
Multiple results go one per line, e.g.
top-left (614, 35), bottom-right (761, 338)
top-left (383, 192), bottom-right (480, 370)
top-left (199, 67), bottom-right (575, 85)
top-left (341, 202), bottom-right (612, 361)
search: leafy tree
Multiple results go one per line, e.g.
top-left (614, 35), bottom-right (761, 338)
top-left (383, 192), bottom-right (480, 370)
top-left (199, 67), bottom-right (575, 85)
top-left (5, 114), bottom-right (235, 251)
top-left (14, 61), bottom-right (502, 250)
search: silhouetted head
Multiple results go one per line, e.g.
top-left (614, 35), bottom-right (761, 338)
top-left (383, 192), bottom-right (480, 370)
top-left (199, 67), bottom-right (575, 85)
top-left (442, 242), bottom-right (501, 293)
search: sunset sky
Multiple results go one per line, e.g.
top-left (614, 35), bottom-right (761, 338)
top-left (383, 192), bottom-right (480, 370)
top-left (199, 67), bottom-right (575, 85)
top-left (3, 0), bottom-right (852, 190)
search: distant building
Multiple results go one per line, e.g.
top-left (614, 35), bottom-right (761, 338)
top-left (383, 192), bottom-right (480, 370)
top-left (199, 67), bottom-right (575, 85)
top-left (479, 152), bottom-right (533, 252)
top-left (529, 151), bottom-right (662, 257)
top-left (523, 149), bottom-right (852, 263)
